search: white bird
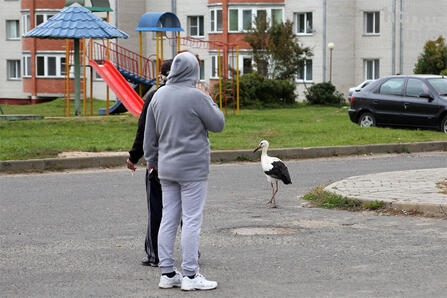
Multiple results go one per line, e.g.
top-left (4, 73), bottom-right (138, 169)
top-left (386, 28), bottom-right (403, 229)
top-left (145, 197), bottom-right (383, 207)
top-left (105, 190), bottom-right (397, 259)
top-left (253, 140), bottom-right (292, 208)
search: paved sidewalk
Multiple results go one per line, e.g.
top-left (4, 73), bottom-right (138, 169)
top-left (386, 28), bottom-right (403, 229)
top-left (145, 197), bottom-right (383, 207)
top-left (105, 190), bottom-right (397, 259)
top-left (325, 168), bottom-right (447, 217)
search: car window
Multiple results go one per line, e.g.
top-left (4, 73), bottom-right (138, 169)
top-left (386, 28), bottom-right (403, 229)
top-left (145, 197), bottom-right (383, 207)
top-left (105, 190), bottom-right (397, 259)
top-left (379, 78), bottom-right (405, 96)
top-left (406, 79), bottom-right (429, 98)
top-left (427, 78), bottom-right (447, 95)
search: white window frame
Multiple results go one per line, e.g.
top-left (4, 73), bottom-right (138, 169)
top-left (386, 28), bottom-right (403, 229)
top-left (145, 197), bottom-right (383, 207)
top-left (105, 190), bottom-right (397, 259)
top-left (21, 14), bottom-right (30, 36)
top-left (364, 59), bottom-right (380, 80)
top-left (187, 16), bottom-right (204, 38)
top-left (210, 55), bottom-right (219, 79)
top-left (296, 59), bottom-right (313, 83)
top-left (7, 59), bottom-right (21, 80)
top-left (364, 11), bottom-right (380, 35)
top-left (295, 12), bottom-right (313, 35)
top-left (6, 20), bottom-right (20, 40)
top-left (227, 7), bottom-right (284, 33)
top-left (35, 55), bottom-right (66, 78)
top-left (22, 55), bottom-right (31, 77)
top-left (209, 8), bottom-right (223, 33)
top-left (199, 60), bottom-right (205, 81)
top-left (35, 13), bottom-right (55, 27)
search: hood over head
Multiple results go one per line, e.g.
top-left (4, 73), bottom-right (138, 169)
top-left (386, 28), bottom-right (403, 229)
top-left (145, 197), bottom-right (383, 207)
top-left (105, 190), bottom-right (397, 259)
top-left (166, 52), bottom-right (199, 86)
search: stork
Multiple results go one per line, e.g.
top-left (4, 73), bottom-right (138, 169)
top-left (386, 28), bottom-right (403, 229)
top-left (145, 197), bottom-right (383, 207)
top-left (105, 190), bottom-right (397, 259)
top-left (253, 140), bottom-right (292, 208)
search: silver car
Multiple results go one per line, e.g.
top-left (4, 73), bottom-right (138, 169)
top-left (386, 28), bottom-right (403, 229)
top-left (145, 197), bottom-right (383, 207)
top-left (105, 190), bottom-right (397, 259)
top-left (348, 80), bottom-right (374, 100)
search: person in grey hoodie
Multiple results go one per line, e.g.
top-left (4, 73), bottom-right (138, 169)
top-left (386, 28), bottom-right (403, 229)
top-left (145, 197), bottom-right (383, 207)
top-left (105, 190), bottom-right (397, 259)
top-left (143, 51), bottom-right (225, 291)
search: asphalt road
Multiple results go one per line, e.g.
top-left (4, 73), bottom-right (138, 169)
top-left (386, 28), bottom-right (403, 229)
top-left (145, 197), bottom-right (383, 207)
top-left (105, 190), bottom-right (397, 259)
top-left (1, 152), bottom-right (447, 297)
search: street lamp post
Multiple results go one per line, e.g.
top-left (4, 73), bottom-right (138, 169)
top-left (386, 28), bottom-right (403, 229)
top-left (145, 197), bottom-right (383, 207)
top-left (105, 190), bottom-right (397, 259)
top-left (328, 42), bottom-right (335, 82)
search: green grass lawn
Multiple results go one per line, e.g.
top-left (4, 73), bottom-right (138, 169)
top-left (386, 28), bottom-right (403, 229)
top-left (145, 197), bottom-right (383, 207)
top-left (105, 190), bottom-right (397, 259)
top-left (1, 99), bottom-right (447, 160)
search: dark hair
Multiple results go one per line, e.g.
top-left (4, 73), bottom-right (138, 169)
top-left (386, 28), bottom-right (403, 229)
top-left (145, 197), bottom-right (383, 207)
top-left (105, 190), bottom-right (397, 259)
top-left (161, 60), bottom-right (172, 76)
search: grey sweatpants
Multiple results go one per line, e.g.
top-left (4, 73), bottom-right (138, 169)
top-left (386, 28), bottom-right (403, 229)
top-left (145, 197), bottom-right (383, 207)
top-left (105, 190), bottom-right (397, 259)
top-left (158, 179), bottom-right (208, 276)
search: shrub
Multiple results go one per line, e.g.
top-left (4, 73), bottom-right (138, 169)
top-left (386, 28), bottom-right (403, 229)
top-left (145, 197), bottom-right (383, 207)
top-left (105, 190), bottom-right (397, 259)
top-left (212, 73), bottom-right (297, 109)
top-left (304, 82), bottom-right (345, 105)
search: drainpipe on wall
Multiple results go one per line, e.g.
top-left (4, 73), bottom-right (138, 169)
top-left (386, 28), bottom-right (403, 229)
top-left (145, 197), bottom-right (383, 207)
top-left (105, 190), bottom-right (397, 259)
top-left (322, 0), bottom-right (327, 82)
top-left (392, 0), bottom-right (396, 75)
top-left (171, 0), bottom-right (177, 58)
top-left (399, 0), bottom-right (404, 74)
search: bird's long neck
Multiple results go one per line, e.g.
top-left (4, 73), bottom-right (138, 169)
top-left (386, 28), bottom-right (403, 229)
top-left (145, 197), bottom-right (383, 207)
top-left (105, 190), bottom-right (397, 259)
top-left (261, 145), bottom-right (269, 158)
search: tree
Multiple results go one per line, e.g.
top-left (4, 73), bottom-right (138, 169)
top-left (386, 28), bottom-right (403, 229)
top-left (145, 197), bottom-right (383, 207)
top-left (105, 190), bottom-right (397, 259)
top-left (244, 18), bottom-right (312, 80)
top-left (414, 36), bottom-right (447, 75)
top-left (268, 20), bottom-right (312, 81)
top-left (243, 14), bottom-right (270, 77)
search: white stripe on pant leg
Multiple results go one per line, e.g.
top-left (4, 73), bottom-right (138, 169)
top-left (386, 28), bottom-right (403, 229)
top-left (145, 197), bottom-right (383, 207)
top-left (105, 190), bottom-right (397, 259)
top-left (158, 180), bottom-right (182, 274)
top-left (180, 180), bottom-right (208, 276)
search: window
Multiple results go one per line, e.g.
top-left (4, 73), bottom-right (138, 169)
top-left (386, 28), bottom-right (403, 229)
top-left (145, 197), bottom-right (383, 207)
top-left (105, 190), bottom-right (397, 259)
top-left (187, 16), bottom-right (204, 37)
top-left (210, 55), bottom-right (223, 79)
top-left (200, 60), bottom-right (205, 81)
top-left (210, 8), bottom-right (222, 32)
top-left (229, 9), bottom-right (238, 32)
top-left (35, 14), bottom-right (55, 27)
top-left (364, 11), bottom-right (380, 34)
top-left (379, 78), bottom-right (405, 96)
top-left (243, 57), bottom-right (252, 75)
top-left (272, 9), bottom-right (283, 26)
top-left (7, 60), bottom-right (21, 80)
top-left (296, 12), bottom-right (312, 35)
top-left (364, 59), bottom-right (380, 80)
top-left (21, 14), bottom-right (30, 35)
top-left (36, 55), bottom-right (66, 77)
top-left (242, 9), bottom-right (252, 31)
top-left (6, 20), bottom-right (20, 40)
top-left (227, 7), bottom-right (283, 32)
top-left (406, 79), bottom-right (429, 98)
top-left (22, 55), bottom-right (31, 77)
top-left (297, 59), bottom-right (313, 82)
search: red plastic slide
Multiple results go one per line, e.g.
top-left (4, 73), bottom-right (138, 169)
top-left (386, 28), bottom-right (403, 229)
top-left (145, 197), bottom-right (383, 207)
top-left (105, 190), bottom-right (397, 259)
top-left (89, 60), bottom-right (144, 117)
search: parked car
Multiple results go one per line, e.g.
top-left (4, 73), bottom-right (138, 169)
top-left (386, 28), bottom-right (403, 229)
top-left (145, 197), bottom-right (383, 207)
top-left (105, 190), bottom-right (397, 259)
top-left (347, 80), bottom-right (374, 100)
top-left (348, 75), bottom-right (447, 133)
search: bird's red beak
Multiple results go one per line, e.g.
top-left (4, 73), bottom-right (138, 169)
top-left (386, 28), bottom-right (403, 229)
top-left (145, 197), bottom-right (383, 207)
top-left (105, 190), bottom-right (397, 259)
top-left (253, 146), bottom-right (261, 153)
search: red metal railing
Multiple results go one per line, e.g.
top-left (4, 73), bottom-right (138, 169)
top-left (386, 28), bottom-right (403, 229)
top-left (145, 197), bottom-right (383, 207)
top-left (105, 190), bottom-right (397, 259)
top-left (88, 40), bottom-right (156, 82)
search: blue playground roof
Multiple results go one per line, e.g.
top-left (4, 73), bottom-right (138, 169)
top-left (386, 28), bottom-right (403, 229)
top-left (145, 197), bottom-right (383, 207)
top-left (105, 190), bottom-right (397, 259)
top-left (136, 12), bottom-right (183, 32)
top-left (24, 3), bottom-right (128, 39)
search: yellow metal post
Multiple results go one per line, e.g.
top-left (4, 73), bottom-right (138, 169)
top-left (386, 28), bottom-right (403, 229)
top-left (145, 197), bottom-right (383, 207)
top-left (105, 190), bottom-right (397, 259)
top-left (83, 39), bottom-right (87, 116)
top-left (177, 32), bottom-right (180, 52)
top-left (161, 32), bottom-right (164, 64)
top-left (236, 46), bottom-right (240, 115)
top-left (106, 12), bottom-right (110, 115)
top-left (156, 32), bottom-right (160, 88)
top-left (218, 48), bottom-right (222, 110)
top-left (139, 31), bottom-right (143, 97)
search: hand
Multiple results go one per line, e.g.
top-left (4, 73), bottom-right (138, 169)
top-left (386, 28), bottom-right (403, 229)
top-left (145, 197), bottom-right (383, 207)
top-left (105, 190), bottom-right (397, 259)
top-left (126, 159), bottom-right (136, 172)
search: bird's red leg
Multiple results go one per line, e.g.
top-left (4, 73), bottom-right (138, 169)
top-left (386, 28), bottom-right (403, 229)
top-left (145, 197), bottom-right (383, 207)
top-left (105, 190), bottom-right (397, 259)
top-left (270, 181), bottom-right (279, 208)
top-left (266, 183), bottom-right (274, 204)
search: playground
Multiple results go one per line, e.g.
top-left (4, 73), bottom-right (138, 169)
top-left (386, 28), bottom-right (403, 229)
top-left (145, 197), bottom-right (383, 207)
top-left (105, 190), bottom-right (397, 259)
top-left (1, 2), bottom-right (241, 119)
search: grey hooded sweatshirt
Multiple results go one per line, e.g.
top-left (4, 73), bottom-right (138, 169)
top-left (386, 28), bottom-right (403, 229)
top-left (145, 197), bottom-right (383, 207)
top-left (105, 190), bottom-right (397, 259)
top-left (143, 52), bottom-right (225, 182)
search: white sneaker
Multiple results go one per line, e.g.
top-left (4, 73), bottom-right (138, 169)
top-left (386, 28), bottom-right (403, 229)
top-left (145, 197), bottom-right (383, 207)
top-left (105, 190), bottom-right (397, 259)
top-left (158, 270), bottom-right (182, 289)
top-left (181, 273), bottom-right (218, 291)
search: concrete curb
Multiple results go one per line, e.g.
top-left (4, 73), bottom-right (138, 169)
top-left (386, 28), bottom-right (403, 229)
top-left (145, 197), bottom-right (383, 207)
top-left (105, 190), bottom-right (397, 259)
top-left (1, 141), bottom-right (447, 174)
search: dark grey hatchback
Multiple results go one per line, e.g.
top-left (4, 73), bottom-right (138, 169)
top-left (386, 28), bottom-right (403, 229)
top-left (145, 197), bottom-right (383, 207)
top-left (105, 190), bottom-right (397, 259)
top-left (349, 75), bottom-right (447, 133)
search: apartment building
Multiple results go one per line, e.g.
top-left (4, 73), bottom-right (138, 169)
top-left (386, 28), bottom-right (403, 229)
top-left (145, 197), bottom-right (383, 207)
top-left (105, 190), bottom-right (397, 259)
top-left (3, 0), bottom-right (447, 101)
top-left (0, 0), bottom-right (115, 101)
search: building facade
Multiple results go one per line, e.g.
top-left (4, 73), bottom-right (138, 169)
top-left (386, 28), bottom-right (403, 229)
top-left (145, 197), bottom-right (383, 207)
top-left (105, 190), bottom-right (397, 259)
top-left (2, 0), bottom-right (447, 101)
top-left (0, 0), bottom-right (115, 101)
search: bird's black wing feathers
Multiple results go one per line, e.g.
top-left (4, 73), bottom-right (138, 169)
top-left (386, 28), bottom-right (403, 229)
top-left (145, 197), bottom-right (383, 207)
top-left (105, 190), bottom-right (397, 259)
top-left (264, 161), bottom-right (292, 184)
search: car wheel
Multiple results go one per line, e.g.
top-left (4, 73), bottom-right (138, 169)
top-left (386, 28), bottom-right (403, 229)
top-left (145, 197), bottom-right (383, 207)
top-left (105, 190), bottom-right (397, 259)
top-left (441, 116), bottom-right (447, 133)
top-left (358, 112), bottom-right (376, 127)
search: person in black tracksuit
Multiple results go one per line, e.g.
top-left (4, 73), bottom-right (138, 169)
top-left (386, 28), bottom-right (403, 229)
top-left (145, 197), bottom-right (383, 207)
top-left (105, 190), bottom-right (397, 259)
top-left (127, 60), bottom-right (172, 267)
